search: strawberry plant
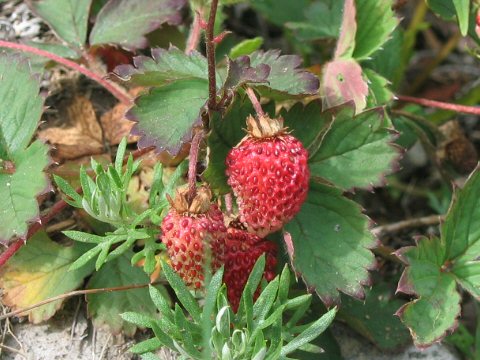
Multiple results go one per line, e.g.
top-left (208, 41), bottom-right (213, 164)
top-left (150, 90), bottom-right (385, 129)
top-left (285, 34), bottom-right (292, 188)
top-left (1, 0), bottom-right (480, 359)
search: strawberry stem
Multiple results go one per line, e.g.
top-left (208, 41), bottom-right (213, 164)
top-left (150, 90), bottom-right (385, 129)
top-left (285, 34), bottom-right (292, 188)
top-left (0, 40), bottom-right (132, 105)
top-left (206, 0), bottom-right (219, 110)
top-left (246, 87), bottom-right (266, 118)
top-left (397, 94), bottom-right (480, 115)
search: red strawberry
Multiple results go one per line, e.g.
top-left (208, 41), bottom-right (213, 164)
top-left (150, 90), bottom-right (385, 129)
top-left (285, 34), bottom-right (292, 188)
top-left (226, 115), bottom-right (310, 236)
top-left (224, 225), bottom-right (277, 312)
top-left (161, 186), bottom-right (226, 289)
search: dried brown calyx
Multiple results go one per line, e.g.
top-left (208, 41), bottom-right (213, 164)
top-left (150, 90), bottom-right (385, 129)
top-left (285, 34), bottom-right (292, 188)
top-left (166, 186), bottom-right (213, 214)
top-left (246, 114), bottom-right (287, 139)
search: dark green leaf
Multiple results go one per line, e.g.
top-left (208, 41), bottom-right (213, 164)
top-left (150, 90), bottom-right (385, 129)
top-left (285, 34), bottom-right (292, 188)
top-left (284, 182), bottom-right (376, 305)
top-left (89, 0), bottom-right (185, 49)
top-left (396, 237), bottom-right (460, 347)
top-left (115, 47), bottom-right (209, 86)
top-left (203, 99), bottom-right (255, 194)
top-left (364, 69), bottom-right (393, 106)
top-left (309, 105), bottom-right (398, 190)
top-left (363, 28), bottom-right (405, 89)
top-left (0, 141), bottom-right (49, 242)
top-left (127, 78), bottom-right (208, 155)
top-left (248, 50), bottom-right (319, 96)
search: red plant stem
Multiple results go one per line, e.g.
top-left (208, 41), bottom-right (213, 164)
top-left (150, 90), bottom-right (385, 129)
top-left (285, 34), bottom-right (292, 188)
top-left (0, 40), bottom-right (132, 105)
top-left (206, 0), bottom-right (219, 110)
top-left (245, 87), bottom-right (265, 118)
top-left (0, 197), bottom-right (70, 267)
top-left (397, 94), bottom-right (480, 116)
top-left (0, 147), bottom-right (155, 268)
top-left (185, 10), bottom-right (204, 54)
top-left (187, 130), bottom-right (205, 201)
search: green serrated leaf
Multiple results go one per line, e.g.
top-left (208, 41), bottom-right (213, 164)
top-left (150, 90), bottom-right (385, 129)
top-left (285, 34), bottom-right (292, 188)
top-left (127, 78), bottom-right (208, 155)
top-left (0, 141), bottom-right (49, 242)
top-left (0, 56), bottom-right (43, 159)
top-left (364, 69), bottom-right (393, 106)
top-left (363, 27), bottom-right (405, 89)
top-left (281, 101), bottom-right (333, 152)
top-left (0, 231), bottom-right (94, 323)
top-left (284, 182), bottom-right (376, 305)
top-left (115, 47), bottom-right (210, 86)
top-left (89, 0), bottom-right (185, 49)
top-left (397, 237), bottom-right (460, 347)
top-left (309, 105), bottom-right (397, 190)
top-left (87, 252), bottom-right (159, 336)
top-left (353, 0), bottom-right (399, 60)
top-left (248, 50), bottom-right (319, 96)
top-left (29, 0), bottom-right (91, 48)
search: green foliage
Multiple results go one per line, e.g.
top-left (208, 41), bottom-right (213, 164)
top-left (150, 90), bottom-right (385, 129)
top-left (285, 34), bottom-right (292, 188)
top-left (229, 37), bottom-right (264, 59)
top-left (308, 105), bottom-right (397, 190)
top-left (0, 55), bottom-right (48, 242)
top-left (86, 251), bottom-right (163, 336)
top-left (115, 47), bottom-right (211, 87)
top-left (123, 260), bottom-right (337, 359)
top-left (0, 231), bottom-right (94, 323)
top-left (247, 50), bottom-right (319, 96)
top-left (427, 0), bottom-right (470, 36)
top-left (353, 0), bottom-right (398, 60)
top-left (250, 0), bottom-right (309, 26)
top-left (285, 0), bottom-right (343, 41)
top-left (396, 167), bottom-right (480, 347)
top-left (89, 0), bottom-right (185, 49)
top-left (338, 282), bottom-right (410, 351)
top-left (284, 182), bottom-right (376, 305)
top-left (29, 0), bottom-right (92, 48)
top-left (55, 138), bottom-right (185, 272)
top-left (203, 99), bottom-right (257, 194)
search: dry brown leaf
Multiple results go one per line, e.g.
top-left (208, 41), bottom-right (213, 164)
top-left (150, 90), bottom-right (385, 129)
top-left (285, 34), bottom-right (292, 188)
top-left (38, 96), bottom-right (103, 160)
top-left (99, 87), bottom-right (144, 145)
top-left (100, 101), bottom-right (137, 145)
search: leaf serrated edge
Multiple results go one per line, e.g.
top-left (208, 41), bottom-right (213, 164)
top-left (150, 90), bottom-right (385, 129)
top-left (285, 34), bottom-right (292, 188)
top-left (125, 85), bottom-right (205, 156)
top-left (285, 182), bottom-right (378, 307)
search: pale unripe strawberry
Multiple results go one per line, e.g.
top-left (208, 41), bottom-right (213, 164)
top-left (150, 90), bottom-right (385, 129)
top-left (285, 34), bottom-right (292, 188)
top-left (223, 225), bottom-right (277, 312)
top-left (161, 186), bottom-right (226, 289)
top-left (226, 115), bottom-right (310, 236)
